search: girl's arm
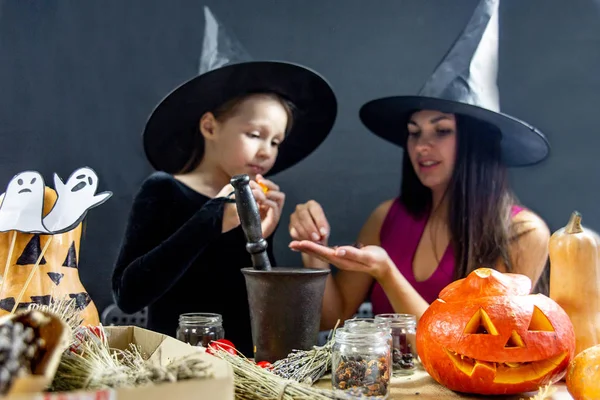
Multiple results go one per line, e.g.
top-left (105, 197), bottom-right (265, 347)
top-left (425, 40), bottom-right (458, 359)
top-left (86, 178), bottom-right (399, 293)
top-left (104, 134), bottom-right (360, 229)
top-left (111, 174), bottom-right (228, 313)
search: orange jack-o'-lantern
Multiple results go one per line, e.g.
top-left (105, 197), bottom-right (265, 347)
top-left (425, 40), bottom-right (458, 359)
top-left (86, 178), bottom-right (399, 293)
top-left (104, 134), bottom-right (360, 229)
top-left (0, 187), bottom-right (99, 326)
top-left (416, 268), bottom-right (575, 395)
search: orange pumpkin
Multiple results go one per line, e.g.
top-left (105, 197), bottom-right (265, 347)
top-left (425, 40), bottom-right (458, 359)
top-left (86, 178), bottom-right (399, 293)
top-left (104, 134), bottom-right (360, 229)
top-left (0, 187), bottom-right (99, 326)
top-left (566, 343), bottom-right (600, 400)
top-left (416, 268), bottom-right (575, 395)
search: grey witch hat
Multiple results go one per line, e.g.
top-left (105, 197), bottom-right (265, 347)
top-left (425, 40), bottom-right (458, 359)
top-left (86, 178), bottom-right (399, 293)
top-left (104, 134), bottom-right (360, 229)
top-left (359, 0), bottom-right (549, 166)
top-left (143, 7), bottom-right (338, 176)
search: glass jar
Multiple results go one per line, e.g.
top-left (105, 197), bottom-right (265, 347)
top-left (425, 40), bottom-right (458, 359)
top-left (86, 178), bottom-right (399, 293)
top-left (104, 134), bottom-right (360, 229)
top-left (344, 317), bottom-right (393, 353)
top-left (176, 313), bottom-right (224, 347)
top-left (331, 327), bottom-right (391, 399)
top-left (375, 313), bottom-right (417, 374)
top-left (344, 318), bottom-right (392, 335)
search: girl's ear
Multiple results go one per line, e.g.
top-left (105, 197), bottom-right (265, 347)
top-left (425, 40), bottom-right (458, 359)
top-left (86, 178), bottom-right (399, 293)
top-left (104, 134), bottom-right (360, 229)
top-left (199, 112), bottom-right (218, 140)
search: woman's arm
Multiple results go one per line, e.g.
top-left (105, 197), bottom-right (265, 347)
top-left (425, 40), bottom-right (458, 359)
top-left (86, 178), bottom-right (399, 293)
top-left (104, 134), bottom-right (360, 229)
top-left (291, 199), bottom-right (432, 328)
top-left (497, 209), bottom-right (551, 289)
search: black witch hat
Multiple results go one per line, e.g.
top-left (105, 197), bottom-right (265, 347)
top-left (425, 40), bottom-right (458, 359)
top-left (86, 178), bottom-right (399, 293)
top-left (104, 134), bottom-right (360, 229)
top-left (359, 0), bottom-right (549, 166)
top-left (143, 6), bottom-right (338, 176)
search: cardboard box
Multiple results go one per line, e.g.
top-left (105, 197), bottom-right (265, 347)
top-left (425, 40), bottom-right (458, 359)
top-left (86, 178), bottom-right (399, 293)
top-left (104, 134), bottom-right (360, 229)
top-left (5, 326), bottom-right (234, 400)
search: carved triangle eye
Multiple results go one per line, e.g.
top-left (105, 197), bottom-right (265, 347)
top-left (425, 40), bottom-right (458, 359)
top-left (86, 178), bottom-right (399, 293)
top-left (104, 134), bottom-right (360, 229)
top-left (504, 330), bottom-right (526, 348)
top-left (16, 235), bottom-right (47, 265)
top-left (463, 308), bottom-right (499, 335)
top-left (62, 242), bottom-right (78, 268)
top-left (528, 306), bottom-right (555, 332)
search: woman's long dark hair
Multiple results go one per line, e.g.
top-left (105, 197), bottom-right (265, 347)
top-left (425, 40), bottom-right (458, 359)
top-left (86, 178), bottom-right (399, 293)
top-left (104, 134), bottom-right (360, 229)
top-left (400, 114), bottom-right (525, 281)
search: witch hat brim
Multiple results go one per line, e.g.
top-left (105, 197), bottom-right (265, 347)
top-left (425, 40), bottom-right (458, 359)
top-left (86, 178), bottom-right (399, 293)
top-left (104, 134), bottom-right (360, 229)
top-left (360, 96), bottom-right (549, 167)
top-left (142, 60), bottom-right (337, 176)
top-left (359, 0), bottom-right (549, 167)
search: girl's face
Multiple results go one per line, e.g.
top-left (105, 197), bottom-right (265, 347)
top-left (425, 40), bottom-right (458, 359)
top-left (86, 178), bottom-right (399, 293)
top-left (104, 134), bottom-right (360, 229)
top-left (202, 94), bottom-right (289, 179)
top-left (406, 109), bottom-right (457, 191)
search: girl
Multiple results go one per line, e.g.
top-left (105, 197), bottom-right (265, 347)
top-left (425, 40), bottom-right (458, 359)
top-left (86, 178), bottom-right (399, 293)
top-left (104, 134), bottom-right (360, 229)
top-left (288, 0), bottom-right (551, 330)
top-left (112, 60), bottom-right (337, 356)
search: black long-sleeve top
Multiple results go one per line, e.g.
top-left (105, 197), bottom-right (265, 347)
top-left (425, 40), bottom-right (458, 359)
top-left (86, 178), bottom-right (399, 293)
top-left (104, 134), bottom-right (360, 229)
top-left (111, 171), bottom-right (276, 356)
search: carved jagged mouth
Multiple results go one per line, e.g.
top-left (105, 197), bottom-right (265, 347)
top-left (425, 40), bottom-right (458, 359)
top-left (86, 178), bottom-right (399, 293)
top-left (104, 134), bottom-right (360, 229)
top-left (445, 349), bottom-right (568, 383)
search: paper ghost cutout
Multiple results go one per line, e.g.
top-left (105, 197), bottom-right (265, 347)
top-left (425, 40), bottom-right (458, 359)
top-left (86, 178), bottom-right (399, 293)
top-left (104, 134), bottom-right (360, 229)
top-left (42, 167), bottom-right (112, 234)
top-left (0, 171), bottom-right (50, 233)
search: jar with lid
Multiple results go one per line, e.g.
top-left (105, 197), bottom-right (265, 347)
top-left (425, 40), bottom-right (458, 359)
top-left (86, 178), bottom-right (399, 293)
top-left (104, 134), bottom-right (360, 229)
top-left (344, 318), bottom-right (392, 335)
top-left (375, 313), bottom-right (417, 374)
top-left (176, 313), bottom-right (225, 347)
top-left (344, 317), bottom-right (393, 352)
top-left (331, 326), bottom-right (391, 399)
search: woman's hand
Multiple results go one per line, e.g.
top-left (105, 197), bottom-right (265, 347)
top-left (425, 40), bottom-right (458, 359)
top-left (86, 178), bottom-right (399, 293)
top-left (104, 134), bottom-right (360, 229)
top-left (288, 200), bottom-right (330, 244)
top-left (289, 240), bottom-right (393, 281)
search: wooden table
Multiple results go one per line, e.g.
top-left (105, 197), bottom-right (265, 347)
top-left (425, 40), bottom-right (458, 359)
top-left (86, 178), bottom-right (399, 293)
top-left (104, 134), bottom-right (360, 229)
top-left (314, 367), bottom-right (573, 399)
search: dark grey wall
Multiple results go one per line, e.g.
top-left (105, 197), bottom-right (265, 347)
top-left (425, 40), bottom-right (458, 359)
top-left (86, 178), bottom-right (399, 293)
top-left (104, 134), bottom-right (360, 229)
top-left (0, 0), bottom-right (598, 315)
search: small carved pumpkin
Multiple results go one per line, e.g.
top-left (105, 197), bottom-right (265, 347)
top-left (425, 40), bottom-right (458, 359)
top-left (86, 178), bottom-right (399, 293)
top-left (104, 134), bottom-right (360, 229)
top-left (416, 268), bottom-right (575, 395)
top-left (0, 187), bottom-right (99, 325)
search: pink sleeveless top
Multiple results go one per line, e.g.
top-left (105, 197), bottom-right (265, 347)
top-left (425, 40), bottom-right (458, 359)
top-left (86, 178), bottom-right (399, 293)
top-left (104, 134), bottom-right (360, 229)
top-left (370, 199), bottom-right (524, 315)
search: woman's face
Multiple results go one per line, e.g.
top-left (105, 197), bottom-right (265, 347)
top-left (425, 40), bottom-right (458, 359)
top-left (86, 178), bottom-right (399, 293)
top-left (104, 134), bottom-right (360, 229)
top-left (406, 109), bottom-right (457, 191)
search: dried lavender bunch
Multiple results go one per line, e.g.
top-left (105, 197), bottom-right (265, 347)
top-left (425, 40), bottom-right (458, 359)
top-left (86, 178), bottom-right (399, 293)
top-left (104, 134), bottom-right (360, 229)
top-left (270, 322), bottom-right (339, 385)
top-left (0, 318), bottom-right (46, 395)
top-left (270, 340), bottom-right (334, 384)
top-left (208, 345), bottom-right (350, 400)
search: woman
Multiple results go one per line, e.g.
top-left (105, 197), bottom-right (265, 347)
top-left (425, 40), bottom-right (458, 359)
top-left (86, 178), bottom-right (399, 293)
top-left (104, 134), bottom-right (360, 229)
top-left (111, 55), bottom-right (337, 356)
top-left (288, 0), bottom-right (551, 330)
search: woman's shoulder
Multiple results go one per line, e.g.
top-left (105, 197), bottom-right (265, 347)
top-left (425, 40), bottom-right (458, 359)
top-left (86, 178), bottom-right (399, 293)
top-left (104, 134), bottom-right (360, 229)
top-left (510, 205), bottom-right (551, 242)
top-left (369, 198), bottom-right (399, 221)
top-left (358, 198), bottom-right (400, 244)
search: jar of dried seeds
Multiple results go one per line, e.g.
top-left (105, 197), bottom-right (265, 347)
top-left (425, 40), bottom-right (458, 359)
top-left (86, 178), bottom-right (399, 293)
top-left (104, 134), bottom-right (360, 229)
top-left (176, 313), bottom-right (225, 347)
top-left (331, 327), bottom-right (391, 399)
top-left (375, 313), bottom-right (417, 374)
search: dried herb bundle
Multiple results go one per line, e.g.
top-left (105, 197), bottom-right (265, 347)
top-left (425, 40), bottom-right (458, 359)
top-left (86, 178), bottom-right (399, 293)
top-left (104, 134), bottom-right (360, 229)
top-left (50, 326), bottom-right (212, 392)
top-left (208, 344), bottom-right (352, 400)
top-left (27, 297), bottom-right (82, 341)
top-left (270, 321), bottom-right (339, 385)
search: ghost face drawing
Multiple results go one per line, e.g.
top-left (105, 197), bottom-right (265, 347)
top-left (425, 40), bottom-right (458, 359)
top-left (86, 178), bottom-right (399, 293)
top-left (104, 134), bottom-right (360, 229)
top-left (69, 168), bottom-right (98, 197)
top-left (42, 167), bottom-right (112, 233)
top-left (0, 171), bottom-right (48, 233)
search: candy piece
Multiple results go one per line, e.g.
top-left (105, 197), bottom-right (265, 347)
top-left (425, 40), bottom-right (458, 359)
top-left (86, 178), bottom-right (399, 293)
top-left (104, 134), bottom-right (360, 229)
top-left (258, 182), bottom-right (269, 193)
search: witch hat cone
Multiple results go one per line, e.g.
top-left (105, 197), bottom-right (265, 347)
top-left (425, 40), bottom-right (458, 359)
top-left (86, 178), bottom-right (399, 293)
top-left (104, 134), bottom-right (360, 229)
top-left (360, 0), bottom-right (549, 167)
top-left (143, 6), bottom-right (338, 175)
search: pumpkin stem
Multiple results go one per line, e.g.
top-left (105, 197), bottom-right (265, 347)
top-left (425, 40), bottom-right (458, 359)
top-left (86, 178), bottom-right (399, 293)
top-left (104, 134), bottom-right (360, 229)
top-left (565, 211), bottom-right (583, 234)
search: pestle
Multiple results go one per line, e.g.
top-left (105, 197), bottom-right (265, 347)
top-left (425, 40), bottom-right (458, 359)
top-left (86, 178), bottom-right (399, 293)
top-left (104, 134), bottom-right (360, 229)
top-left (230, 173), bottom-right (330, 362)
top-left (230, 174), bottom-right (272, 271)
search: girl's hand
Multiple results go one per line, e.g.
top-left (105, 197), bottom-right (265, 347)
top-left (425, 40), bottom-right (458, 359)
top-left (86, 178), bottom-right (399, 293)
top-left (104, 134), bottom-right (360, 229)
top-left (217, 177), bottom-right (284, 236)
top-left (255, 174), bottom-right (285, 238)
top-left (289, 240), bottom-right (392, 281)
